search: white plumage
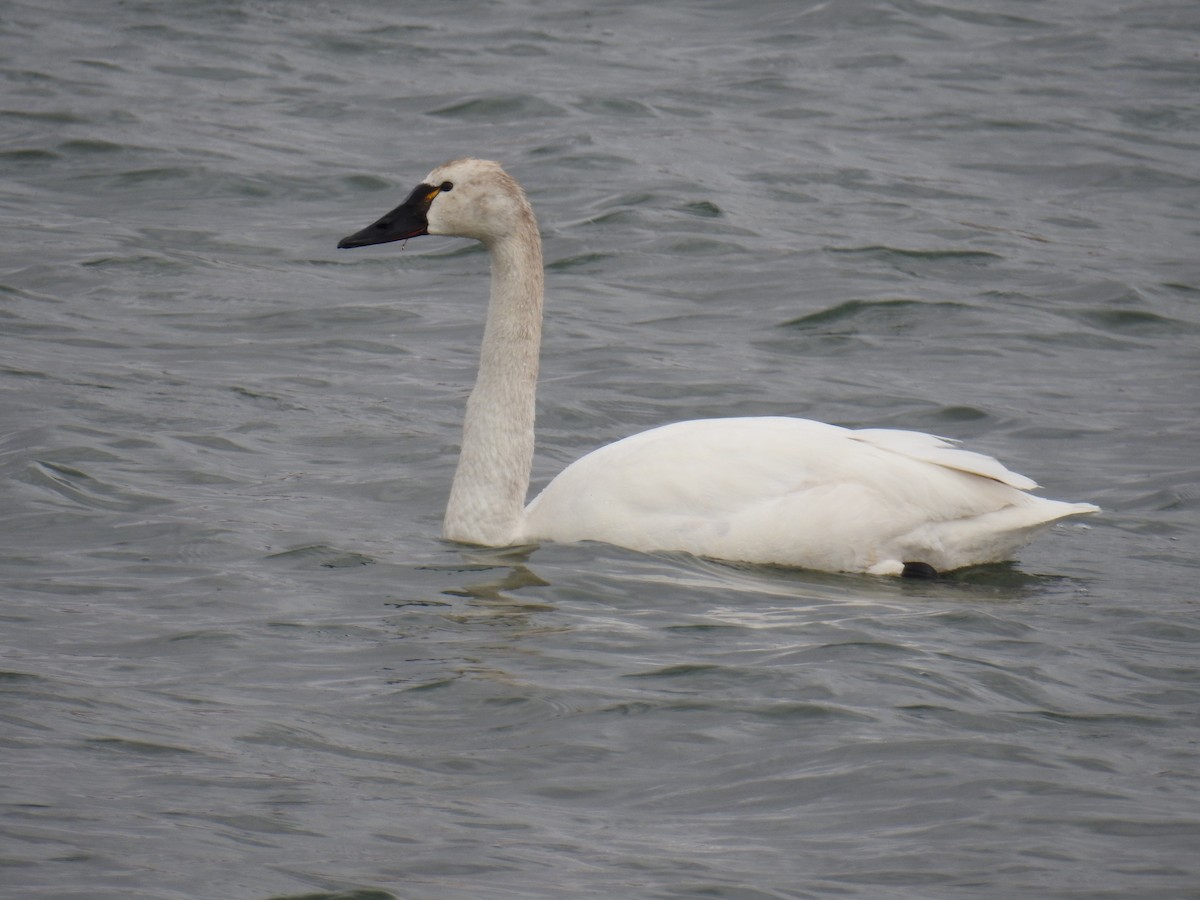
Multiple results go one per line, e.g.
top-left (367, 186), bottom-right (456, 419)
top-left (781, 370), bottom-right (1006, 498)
top-left (338, 158), bottom-right (1098, 576)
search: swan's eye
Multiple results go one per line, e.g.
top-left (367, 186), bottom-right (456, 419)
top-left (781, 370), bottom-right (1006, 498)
top-left (439, 181), bottom-right (454, 192)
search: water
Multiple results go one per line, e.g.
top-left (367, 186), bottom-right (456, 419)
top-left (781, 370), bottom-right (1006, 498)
top-left (2, 0), bottom-right (1198, 897)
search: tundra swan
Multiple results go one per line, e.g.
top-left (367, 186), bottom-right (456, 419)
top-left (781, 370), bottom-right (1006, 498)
top-left (337, 158), bottom-right (1097, 576)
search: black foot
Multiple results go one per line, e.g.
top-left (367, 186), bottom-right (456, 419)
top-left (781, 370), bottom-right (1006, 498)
top-left (901, 561), bottom-right (939, 579)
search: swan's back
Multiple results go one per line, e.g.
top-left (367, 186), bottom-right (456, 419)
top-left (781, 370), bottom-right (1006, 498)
top-left (523, 417), bottom-right (1097, 575)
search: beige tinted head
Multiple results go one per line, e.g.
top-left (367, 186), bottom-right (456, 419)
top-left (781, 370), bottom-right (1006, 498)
top-left (337, 158), bottom-right (532, 249)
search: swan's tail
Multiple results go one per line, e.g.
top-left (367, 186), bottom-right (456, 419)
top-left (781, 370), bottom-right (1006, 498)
top-left (891, 497), bottom-right (1099, 575)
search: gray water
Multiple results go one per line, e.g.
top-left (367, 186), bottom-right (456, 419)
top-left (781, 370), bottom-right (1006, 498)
top-left (2, 1), bottom-right (1199, 897)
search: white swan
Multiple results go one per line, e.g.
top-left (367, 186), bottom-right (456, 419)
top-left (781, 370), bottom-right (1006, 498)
top-left (338, 158), bottom-right (1098, 576)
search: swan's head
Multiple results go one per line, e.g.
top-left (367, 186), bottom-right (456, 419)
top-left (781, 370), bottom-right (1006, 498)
top-left (337, 158), bottom-right (533, 250)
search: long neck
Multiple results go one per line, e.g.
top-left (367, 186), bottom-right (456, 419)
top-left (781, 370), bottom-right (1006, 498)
top-left (443, 218), bottom-right (543, 546)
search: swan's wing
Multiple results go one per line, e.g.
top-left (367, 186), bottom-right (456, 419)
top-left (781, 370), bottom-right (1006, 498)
top-left (531, 418), bottom-right (1040, 514)
top-left (848, 428), bottom-right (1039, 490)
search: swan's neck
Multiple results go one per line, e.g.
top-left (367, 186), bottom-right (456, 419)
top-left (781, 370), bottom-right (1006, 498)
top-left (443, 221), bottom-right (543, 546)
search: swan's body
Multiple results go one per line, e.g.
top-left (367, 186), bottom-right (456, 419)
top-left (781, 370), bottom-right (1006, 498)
top-left (338, 158), bottom-right (1097, 576)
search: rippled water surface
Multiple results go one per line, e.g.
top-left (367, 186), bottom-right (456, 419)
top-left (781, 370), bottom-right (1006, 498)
top-left (3, 1), bottom-right (1199, 897)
